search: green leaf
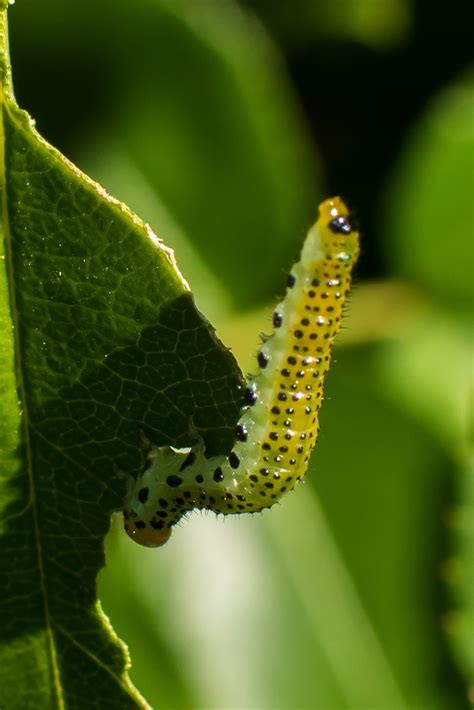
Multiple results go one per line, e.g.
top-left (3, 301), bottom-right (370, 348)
top-left (381, 72), bottom-right (474, 688)
top-left (0, 8), bottom-right (242, 708)
top-left (117, 0), bottom-right (320, 308)
top-left (9, 0), bottom-right (321, 309)
top-left (383, 71), bottom-right (474, 309)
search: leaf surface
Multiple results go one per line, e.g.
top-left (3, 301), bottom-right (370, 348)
top-left (0, 8), bottom-right (242, 707)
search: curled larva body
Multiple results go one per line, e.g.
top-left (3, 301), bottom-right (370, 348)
top-left (123, 197), bottom-right (359, 547)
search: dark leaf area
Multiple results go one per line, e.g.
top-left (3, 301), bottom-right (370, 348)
top-left (0, 100), bottom-right (242, 707)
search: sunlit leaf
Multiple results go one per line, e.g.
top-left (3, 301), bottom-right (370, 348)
top-left (0, 8), bottom-right (242, 706)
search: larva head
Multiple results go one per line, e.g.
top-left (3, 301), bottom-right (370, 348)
top-left (124, 516), bottom-right (172, 547)
top-left (122, 444), bottom-right (204, 548)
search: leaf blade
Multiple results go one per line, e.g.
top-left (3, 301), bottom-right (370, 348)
top-left (0, 10), bottom-right (243, 706)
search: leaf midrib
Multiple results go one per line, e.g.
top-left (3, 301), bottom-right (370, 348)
top-left (0, 13), bottom-right (65, 706)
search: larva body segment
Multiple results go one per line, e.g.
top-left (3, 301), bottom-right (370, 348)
top-left (123, 197), bottom-right (359, 547)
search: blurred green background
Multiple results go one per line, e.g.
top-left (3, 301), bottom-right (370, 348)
top-left (8, 1), bottom-right (472, 708)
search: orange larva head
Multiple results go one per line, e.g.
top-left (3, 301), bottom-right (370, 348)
top-left (124, 518), bottom-right (172, 547)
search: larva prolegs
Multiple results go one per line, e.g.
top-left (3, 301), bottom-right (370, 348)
top-left (123, 197), bottom-right (359, 547)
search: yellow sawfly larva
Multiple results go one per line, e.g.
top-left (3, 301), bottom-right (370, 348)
top-left (123, 197), bottom-right (359, 547)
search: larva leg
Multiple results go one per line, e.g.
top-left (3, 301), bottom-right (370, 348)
top-left (123, 197), bottom-right (360, 547)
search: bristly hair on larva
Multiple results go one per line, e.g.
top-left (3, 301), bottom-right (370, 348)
top-left (123, 197), bottom-right (360, 547)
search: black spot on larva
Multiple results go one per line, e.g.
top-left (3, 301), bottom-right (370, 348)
top-left (183, 491), bottom-right (192, 499)
top-left (179, 451), bottom-right (196, 472)
top-left (195, 473), bottom-right (204, 483)
top-left (236, 424), bottom-right (248, 441)
top-left (244, 387), bottom-right (258, 405)
top-left (138, 487), bottom-right (149, 504)
top-left (301, 318), bottom-right (310, 326)
top-left (260, 468), bottom-right (269, 476)
top-left (264, 482), bottom-right (274, 489)
top-left (151, 519), bottom-right (164, 530)
top-left (237, 494), bottom-right (246, 501)
top-left (297, 445), bottom-right (304, 454)
top-left (157, 510), bottom-right (168, 519)
top-left (287, 273), bottom-right (296, 288)
top-left (213, 467), bottom-right (224, 482)
top-left (294, 330), bottom-right (303, 339)
top-left (287, 356), bottom-right (297, 365)
top-left (284, 433), bottom-right (292, 440)
top-left (281, 368), bottom-right (291, 377)
top-left (289, 458), bottom-right (297, 465)
top-left (175, 497), bottom-right (184, 505)
top-left (279, 445), bottom-right (288, 453)
top-left (329, 216), bottom-right (352, 234)
top-left (278, 393), bottom-right (287, 402)
top-left (209, 496), bottom-right (216, 505)
top-left (258, 351), bottom-right (269, 368)
top-left (274, 455), bottom-right (282, 463)
top-left (269, 432), bottom-right (278, 441)
top-left (158, 498), bottom-right (168, 508)
top-left (286, 407), bottom-right (295, 414)
top-left (271, 405), bottom-right (281, 415)
top-left (229, 451), bottom-right (240, 469)
top-left (308, 290), bottom-right (316, 298)
top-left (262, 442), bottom-right (271, 450)
top-left (166, 475), bottom-right (182, 488)
top-left (312, 278), bottom-right (320, 287)
top-left (250, 474), bottom-right (258, 483)
top-left (273, 312), bottom-right (283, 328)
top-left (135, 520), bottom-right (146, 529)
